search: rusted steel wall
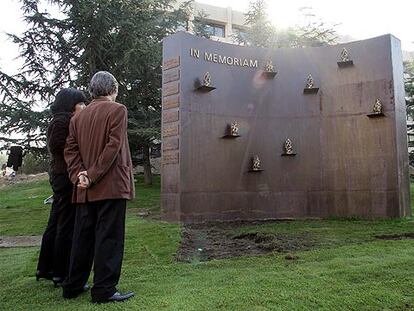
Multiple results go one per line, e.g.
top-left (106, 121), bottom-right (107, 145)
top-left (161, 32), bottom-right (410, 223)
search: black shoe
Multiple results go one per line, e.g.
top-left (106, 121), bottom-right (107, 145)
top-left (35, 270), bottom-right (53, 281)
top-left (62, 284), bottom-right (90, 299)
top-left (53, 277), bottom-right (65, 288)
top-left (92, 291), bottom-right (135, 304)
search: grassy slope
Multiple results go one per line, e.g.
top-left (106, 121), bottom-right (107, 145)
top-left (0, 179), bottom-right (52, 235)
top-left (0, 176), bottom-right (414, 310)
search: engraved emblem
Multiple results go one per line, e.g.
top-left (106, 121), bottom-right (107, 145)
top-left (284, 139), bottom-right (294, 155)
top-left (340, 48), bottom-right (350, 62)
top-left (230, 121), bottom-right (239, 136)
top-left (264, 60), bottom-right (275, 73)
top-left (373, 99), bottom-right (383, 114)
top-left (203, 72), bottom-right (212, 87)
top-left (252, 155), bottom-right (261, 171)
top-left (305, 74), bottom-right (315, 89)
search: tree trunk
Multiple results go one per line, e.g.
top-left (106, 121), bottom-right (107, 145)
top-left (143, 145), bottom-right (153, 185)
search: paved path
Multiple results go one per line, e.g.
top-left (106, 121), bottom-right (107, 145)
top-left (0, 236), bottom-right (41, 248)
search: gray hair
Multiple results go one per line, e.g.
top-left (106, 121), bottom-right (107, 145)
top-left (89, 71), bottom-right (119, 98)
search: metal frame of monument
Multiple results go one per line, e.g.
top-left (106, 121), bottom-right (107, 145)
top-left (161, 32), bottom-right (410, 223)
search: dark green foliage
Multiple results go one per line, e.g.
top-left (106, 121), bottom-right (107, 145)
top-left (0, 0), bottom-right (78, 149)
top-left (192, 10), bottom-right (212, 39)
top-left (0, 0), bottom-right (192, 169)
top-left (404, 61), bottom-right (414, 165)
top-left (233, 0), bottom-right (277, 48)
top-left (405, 61), bottom-right (414, 119)
top-left (21, 152), bottom-right (49, 174)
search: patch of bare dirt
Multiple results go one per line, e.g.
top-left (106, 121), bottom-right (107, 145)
top-left (375, 233), bottom-right (414, 240)
top-left (127, 208), bottom-right (160, 220)
top-left (0, 172), bottom-right (48, 187)
top-left (0, 236), bottom-right (41, 248)
top-left (128, 208), bottom-right (150, 217)
top-left (176, 221), bottom-right (316, 262)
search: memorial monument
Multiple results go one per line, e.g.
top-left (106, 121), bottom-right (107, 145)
top-left (161, 32), bottom-right (410, 223)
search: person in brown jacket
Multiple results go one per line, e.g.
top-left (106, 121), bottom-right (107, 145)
top-left (63, 71), bottom-right (135, 303)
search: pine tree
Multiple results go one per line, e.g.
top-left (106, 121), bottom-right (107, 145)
top-left (0, 0), bottom-right (193, 184)
top-left (0, 0), bottom-right (74, 149)
top-left (233, 0), bottom-right (277, 48)
top-left (404, 61), bottom-right (414, 165)
top-left (405, 61), bottom-right (414, 116)
top-left (292, 7), bottom-right (338, 47)
top-left (233, 0), bottom-right (337, 48)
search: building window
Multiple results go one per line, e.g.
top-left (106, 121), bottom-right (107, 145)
top-left (205, 24), bottom-right (225, 37)
top-left (233, 26), bottom-right (247, 37)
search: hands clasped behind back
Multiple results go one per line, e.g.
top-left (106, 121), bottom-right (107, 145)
top-left (77, 171), bottom-right (90, 189)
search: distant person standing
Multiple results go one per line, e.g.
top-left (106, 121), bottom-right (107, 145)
top-left (6, 145), bottom-right (23, 172)
top-left (63, 71), bottom-right (135, 303)
top-left (36, 88), bottom-right (86, 286)
top-left (1, 163), bottom-right (6, 176)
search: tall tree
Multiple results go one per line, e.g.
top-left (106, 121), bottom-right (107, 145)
top-left (292, 7), bottom-right (338, 47)
top-left (233, 0), bottom-right (338, 48)
top-left (0, 0), bottom-right (192, 184)
top-left (233, 0), bottom-right (277, 48)
top-left (192, 9), bottom-right (212, 39)
top-left (405, 61), bottom-right (414, 118)
top-left (404, 60), bottom-right (414, 165)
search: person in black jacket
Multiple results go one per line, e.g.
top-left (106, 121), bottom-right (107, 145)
top-left (6, 145), bottom-right (23, 172)
top-left (36, 88), bottom-right (86, 287)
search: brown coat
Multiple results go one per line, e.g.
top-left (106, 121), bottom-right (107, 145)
top-left (64, 98), bottom-right (135, 203)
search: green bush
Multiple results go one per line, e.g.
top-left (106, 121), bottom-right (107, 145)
top-left (21, 152), bottom-right (49, 174)
top-left (0, 153), bottom-right (7, 167)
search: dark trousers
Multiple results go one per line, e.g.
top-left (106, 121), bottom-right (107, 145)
top-left (63, 199), bottom-right (126, 300)
top-left (37, 173), bottom-right (74, 278)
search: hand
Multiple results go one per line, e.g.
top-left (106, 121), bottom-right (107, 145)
top-left (78, 175), bottom-right (89, 189)
top-left (77, 171), bottom-right (90, 189)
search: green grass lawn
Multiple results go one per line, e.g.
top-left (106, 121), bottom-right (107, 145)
top-left (1, 176), bottom-right (414, 310)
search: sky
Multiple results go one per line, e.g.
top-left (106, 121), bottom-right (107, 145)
top-left (0, 0), bottom-right (413, 74)
top-left (199, 0), bottom-right (414, 50)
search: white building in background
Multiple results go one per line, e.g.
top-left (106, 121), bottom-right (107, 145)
top-left (186, 2), bottom-right (414, 60)
top-left (177, 1), bottom-right (248, 44)
top-left (163, 2), bottom-right (414, 163)
top-left (403, 51), bottom-right (414, 62)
